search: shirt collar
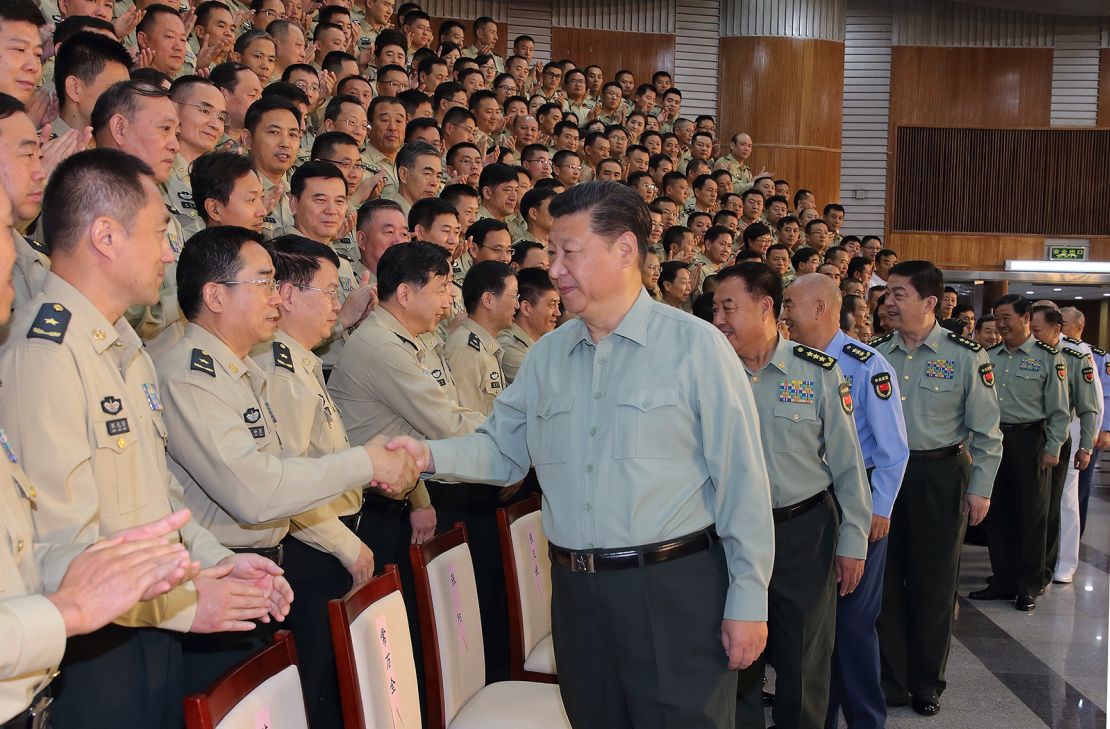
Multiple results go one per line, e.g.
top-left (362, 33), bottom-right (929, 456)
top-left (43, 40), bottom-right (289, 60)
top-left (183, 322), bottom-right (258, 382)
top-left (568, 288), bottom-right (654, 352)
top-left (274, 329), bottom-right (320, 376)
top-left (508, 322), bottom-right (534, 347)
top-left (372, 306), bottom-right (420, 351)
top-left (41, 273), bottom-right (129, 356)
top-left (461, 318), bottom-right (502, 355)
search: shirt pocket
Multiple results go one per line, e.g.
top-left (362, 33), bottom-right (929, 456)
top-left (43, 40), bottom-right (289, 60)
top-left (771, 402), bottom-right (819, 452)
top-left (92, 416), bottom-right (139, 517)
top-left (615, 387), bottom-right (682, 459)
top-left (531, 396), bottom-right (574, 465)
top-left (916, 377), bottom-right (957, 416)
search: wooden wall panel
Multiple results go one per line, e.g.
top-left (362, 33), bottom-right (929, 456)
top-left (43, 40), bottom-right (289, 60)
top-left (889, 47), bottom-right (1053, 129)
top-left (887, 233), bottom-right (1044, 271)
top-left (431, 17), bottom-right (509, 57)
top-left (717, 36), bottom-right (844, 208)
top-left (549, 28), bottom-right (675, 92)
top-left (1098, 49), bottom-right (1110, 128)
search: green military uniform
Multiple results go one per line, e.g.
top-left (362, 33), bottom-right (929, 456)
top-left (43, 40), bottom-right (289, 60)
top-left (381, 189), bottom-right (413, 218)
top-left (505, 212), bottom-right (529, 242)
top-left (713, 154), bottom-right (752, 190)
top-left (986, 335), bottom-right (1069, 598)
top-left (735, 338), bottom-right (871, 729)
top-left (445, 319), bottom-right (504, 415)
top-left (165, 155), bottom-right (204, 240)
top-left (566, 99), bottom-right (594, 123)
top-left (497, 322), bottom-right (533, 386)
top-left (873, 324), bottom-right (1002, 702)
top-left (461, 46), bottom-right (505, 74)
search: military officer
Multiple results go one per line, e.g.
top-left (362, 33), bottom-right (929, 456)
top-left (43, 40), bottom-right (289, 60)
top-left (970, 295), bottom-right (1069, 612)
top-left (873, 261), bottom-right (1002, 715)
top-left (713, 263), bottom-right (871, 729)
top-left (0, 96), bottom-right (49, 326)
top-left (780, 273), bottom-right (909, 729)
top-left (1029, 305), bottom-right (1101, 591)
top-left (154, 225), bottom-right (417, 691)
top-left (497, 267), bottom-right (561, 385)
top-left (243, 97), bottom-right (300, 238)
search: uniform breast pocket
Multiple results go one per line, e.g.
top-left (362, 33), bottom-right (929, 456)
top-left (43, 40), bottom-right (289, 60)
top-left (1014, 370), bottom-right (1043, 395)
top-left (93, 418), bottom-right (139, 516)
top-left (530, 396), bottom-right (574, 465)
top-left (917, 377), bottom-right (957, 415)
top-left (615, 387), bottom-right (682, 459)
top-left (771, 402), bottom-right (819, 452)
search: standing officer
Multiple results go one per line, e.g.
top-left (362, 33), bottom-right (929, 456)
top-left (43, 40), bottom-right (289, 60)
top-left (780, 273), bottom-right (909, 729)
top-left (390, 182), bottom-right (775, 729)
top-left (873, 261), bottom-right (1002, 716)
top-left (498, 267), bottom-right (561, 385)
top-left (714, 264), bottom-right (872, 729)
top-left (1028, 305), bottom-right (1100, 591)
top-left (971, 295), bottom-right (1069, 612)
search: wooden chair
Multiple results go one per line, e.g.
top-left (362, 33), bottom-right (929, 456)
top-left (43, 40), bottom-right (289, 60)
top-left (184, 630), bottom-right (308, 729)
top-left (410, 523), bottom-right (572, 729)
top-left (328, 564), bottom-right (422, 729)
top-left (496, 495), bottom-right (557, 682)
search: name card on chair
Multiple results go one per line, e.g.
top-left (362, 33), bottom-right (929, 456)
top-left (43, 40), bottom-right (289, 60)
top-left (254, 706), bottom-right (271, 729)
top-left (528, 528), bottom-right (545, 597)
top-left (375, 614), bottom-right (405, 726)
top-left (448, 564), bottom-right (469, 651)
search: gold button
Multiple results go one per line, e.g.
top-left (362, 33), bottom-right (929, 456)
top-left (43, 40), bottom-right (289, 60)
top-left (230, 363), bottom-right (239, 373)
top-left (934, 386), bottom-right (939, 391)
top-left (117, 437), bottom-right (127, 448)
top-left (93, 329), bottom-right (106, 341)
top-left (903, 375), bottom-right (909, 380)
top-left (901, 396), bottom-right (907, 401)
top-left (792, 413), bottom-right (800, 421)
top-left (17, 539), bottom-right (24, 552)
top-left (52, 304), bottom-right (63, 312)
top-left (777, 362), bottom-right (785, 368)
top-left (302, 358), bottom-right (312, 368)
top-left (907, 355), bottom-right (913, 360)
top-left (752, 375), bottom-right (759, 382)
top-left (29, 487), bottom-right (35, 498)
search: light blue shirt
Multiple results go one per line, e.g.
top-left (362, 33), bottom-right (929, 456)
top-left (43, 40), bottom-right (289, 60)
top-left (823, 330), bottom-right (909, 519)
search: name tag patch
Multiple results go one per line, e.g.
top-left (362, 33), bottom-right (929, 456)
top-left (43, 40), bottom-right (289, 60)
top-left (106, 418), bottom-right (130, 436)
top-left (249, 426), bottom-right (266, 439)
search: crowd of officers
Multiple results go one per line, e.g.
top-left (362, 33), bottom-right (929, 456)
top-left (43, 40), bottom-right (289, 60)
top-left (0, 0), bottom-right (1106, 728)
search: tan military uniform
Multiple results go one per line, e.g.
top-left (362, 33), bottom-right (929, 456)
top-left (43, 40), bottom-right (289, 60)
top-left (714, 154), bottom-right (752, 189)
top-left (461, 46), bottom-right (505, 74)
top-left (260, 174), bottom-right (295, 240)
top-left (381, 189), bottom-right (413, 218)
top-left (255, 332), bottom-right (363, 567)
top-left (126, 210), bottom-right (187, 358)
top-left (445, 318), bottom-right (504, 415)
top-left (155, 322), bottom-right (376, 548)
top-left (566, 99), bottom-right (595, 123)
top-left (362, 145), bottom-right (399, 199)
top-left (0, 275), bottom-right (234, 630)
top-left (497, 322), bottom-right (533, 386)
top-left (11, 231), bottom-right (48, 312)
top-left (165, 155), bottom-right (203, 239)
top-left (505, 212), bottom-right (529, 242)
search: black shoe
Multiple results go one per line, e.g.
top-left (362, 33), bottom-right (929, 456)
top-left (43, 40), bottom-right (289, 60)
top-left (911, 696), bottom-right (940, 716)
top-left (968, 584), bottom-right (1016, 601)
top-left (1015, 593), bottom-right (1036, 611)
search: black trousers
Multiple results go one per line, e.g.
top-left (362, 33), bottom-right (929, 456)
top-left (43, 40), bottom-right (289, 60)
top-left (877, 452), bottom-right (968, 701)
top-left (51, 625), bottom-right (184, 729)
top-left (987, 427), bottom-right (1049, 595)
top-left (736, 496), bottom-right (838, 729)
top-left (1044, 436), bottom-right (1072, 588)
top-left (551, 540), bottom-right (736, 729)
top-left (182, 626), bottom-right (272, 698)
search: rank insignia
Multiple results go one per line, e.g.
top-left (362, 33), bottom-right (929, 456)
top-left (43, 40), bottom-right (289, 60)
top-left (839, 382), bottom-right (854, 415)
top-left (979, 363), bottom-right (995, 388)
top-left (100, 396), bottom-right (122, 415)
top-left (244, 407), bottom-right (262, 424)
top-left (27, 303), bottom-right (70, 344)
top-left (778, 380), bottom-right (815, 404)
top-left (871, 372), bottom-right (892, 400)
top-left (0, 429), bottom-right (17, 463)
top-left (26, 237), bottom-right (48, 255)
top-left (106, 418), bottom-right (129, 436)
top-left (842, 343), bottom-right (874, 363)
top-left (1056, 363), bottom-right (1067, 381)
top-left (925, 358), bottom-right (955, 379)
top-left (1019, 357), bottom-right (1041, 373)
top-left (468, 332), bottom-right (482, 351)
top-left (143, 383), bottom-right (163, 411)
top-left (1083, 366), bottom-right (1095, 383)
top-left (273, 341), bottom-right (295, 373)
top-left (792, 344), bottom-right (836, 370)
top-left (190, 349), bottom-right (216, 376)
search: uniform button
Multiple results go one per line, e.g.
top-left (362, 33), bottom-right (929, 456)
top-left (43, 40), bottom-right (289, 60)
top-left (584, 503), bottom-right (592, 512)
top-left (587, 543), bottom-right (595, 548)
top-left (641, 400), bottom-right (649, 407)
top-left (752, 375), bottom-right (759, 383)
top-left (230, 363), bottom-right (239, 373)
top-left (792, 413), bottom-right (800, 421)
top-left (598, 357), bottom-right (606, 365)
top-left (17, 539), bottom-right (24, 552)
top-left (903, 375), bottom-right (909, 380)
top-left (117, 437), bottom-right (127, 448)
top-left (593, 392), bottom-right (601, 400)
top-left (585, 464), bottom-right (593, 473)
top-left (900, 396), bottom-right (907, 401)
top-left (29, 487), bottom-right (35, 498)
top-left (933, 386), bottom-right (939, 391)
top-left (589, 427), bottom-right (597, 436)
top-left (907, 355), bottom-right (913, 360)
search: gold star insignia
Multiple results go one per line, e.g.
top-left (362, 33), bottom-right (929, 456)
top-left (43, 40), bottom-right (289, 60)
top-left (43, 317), bottom-right (58, 326)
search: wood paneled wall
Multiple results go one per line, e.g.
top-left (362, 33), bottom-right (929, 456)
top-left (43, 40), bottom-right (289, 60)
top-left (430, 17), bottom-right (510, 57)
top-left (1098, 48), bottom-right (1110, 127)
top-left (549, 28), bottom-right (675, 91)
top-left (887, 233), bottom-right (1045, 271)
top-left (717, 36), bottom-right (844, 208)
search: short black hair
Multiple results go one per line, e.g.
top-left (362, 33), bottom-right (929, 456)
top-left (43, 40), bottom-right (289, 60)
top-left (548, 181), bottom-right (650, 262)
top-left (54, 32), bottom-right (132, 106)
top-left (409, 197), bottom-right (458, 233)
top-left (377, 240), bottom-right (450, 302)
top-left (742, 223), bottom-right (772, 246)
top-left (289, 160), bottom-right (345, 198)
top-left (270, 233), bottom-right (341, 288)
top-left (520, 186), bottom-right (557, 222)
top-left (356, 197), bottom-right (404, 232)
top-left (791, 247), bottom-right (819, 271)
top-left (975, 314), bottom-right (997, 332)
top-left (467, 217), bottom-right (509, 247)
top-left (336, 74), bottom-right (371, 96)
top-left (847, 256), bottom-right (871, 279)
top-left (516, 266), bottom-right (555, 307)
top-left (54, 15), bottom-right (116, 44)
top-left (659, 260), bottom-right (689, 291)
top-left (311, 130), bottom-right (359, 160)
top-left (324, 93), bottom-right (362, 122)
top-left (177, 226), bottom-right (267, 320)
top-left (244, 96), bottom-right (301, 136)
top-left (478, 163), bottom-right (518, 194)
top-left (889, 260), bottom-right (944, 309)
top-left (191, 151), bottom-right (257, 223)
top-left (91, 80), bottom-right (170, 137)
top-left (994, 294), bottom-right (1032, 317)
top-left (462, 260), bottom-right (514, 315)
top-left (662, 225), bottom-right (691, 256)
top-left (511, 240), bottom-right (544, 265)
top-left (261, 80), bottom-right (309, 108)
top-left (136, 3), bottom-right (179, 38)
top-left (0, 0), bottom-right (46, 26)
top-left (209, 62), bottom-right (252, 92)
top-left (717, 262), bottom-right (783, 318)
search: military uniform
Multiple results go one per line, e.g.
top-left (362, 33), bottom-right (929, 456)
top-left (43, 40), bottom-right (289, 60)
top-left (362, 144), bottom-right (399, 200)
top-left (713, 154), bottom-right (752, 190)
top-left (461, 46), bottom-right (505, 74)
top-left (985, 335), bottom-right (1069, 598)
top-left (11, 231), bottom-right (49, 314)
top-left (874, 324), bottom-right (1002, 704)
top-left (497, 322), bottom-right (533, 386)
top-left (165, 155), bottom-right (204, 239)
top-left (126, 208), bottom-right (188, 358)
top-left (427, 290), bottom-right (775, 729)
top-left (0, 275), bottom-right (235, 728)
top-left (735, 338), bottom-right (871, 729)
top-left (381, 189), bottom-right (413, 218)
top-left (821, 330), bottom-right (909, 729)
top-left (566, 99), bottom-right (595, 123)
top-left (260, 174), bottom-right (295, 240)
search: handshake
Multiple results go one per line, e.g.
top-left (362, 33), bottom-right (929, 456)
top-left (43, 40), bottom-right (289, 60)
top-left (362, 435), bottom-right (434, 495)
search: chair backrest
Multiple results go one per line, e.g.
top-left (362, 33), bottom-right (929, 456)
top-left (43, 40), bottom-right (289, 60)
top-left (497, 495), bottom-right (553, 677)
top-left (410, 523), bottom-right (485, 729)
top-left (184, 631), bottom-right (309, 729)
top-left (328, 565), bottom-right (422, 729)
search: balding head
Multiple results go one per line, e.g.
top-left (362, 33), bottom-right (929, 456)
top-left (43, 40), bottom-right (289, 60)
top-left (1032, 299), bottom-right (1059, 310)
top-left (781, 272), bottom-right (842, 347)
top-left (1060, 306), bottom-right (1085, 339)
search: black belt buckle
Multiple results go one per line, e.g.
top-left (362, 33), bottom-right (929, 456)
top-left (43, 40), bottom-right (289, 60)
top-left (571, 552), bottom-right (596, 574)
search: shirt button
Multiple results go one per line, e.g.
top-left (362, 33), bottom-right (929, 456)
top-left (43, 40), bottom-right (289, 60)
top-left (901, 396), bottom-right (907, 401)
top-left (586, 464), bottom-right (593, 473)
top-left (792, 413), bottom-right (800, 421)
top-left (593, 392), bottom-right (601, 400)
top-left (17, 539), bottom-right (24, 553)
top-left (587, 543), bottom-right (595, 548)
top-left (907, 355), bottom-right (913, 360)
top-left (933, 386), bottom-right (939, 391)
top-left (598, 357), bottom-right (606, 366)
top-left (589, 427), bottom-right (597, 436)
top-left (752, 375), bottom-right (759, 383)
top-left (903, 375), bottom-right (909, 380)
top-left (584, 503), bottom-right (592, 512)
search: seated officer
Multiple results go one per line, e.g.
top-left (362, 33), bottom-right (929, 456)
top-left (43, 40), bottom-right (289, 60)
top-left (498, 266), bottom-right (560, 386)
top-left (191, 150), bottom-right (269, 232)
top-left (153, 226), bottom-right (418, 690)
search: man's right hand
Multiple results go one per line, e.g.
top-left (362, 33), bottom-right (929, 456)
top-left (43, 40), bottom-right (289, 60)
top-left (348, 543), bottom-right (375, 585)
top-left (364, 435), bottom-right (419, 494)
top-left (190, 562), bottom-right (271, 633)
top-left (385, 434), bottom-right (433, 473)
top-left (721, 619), bottom-right (766, 670)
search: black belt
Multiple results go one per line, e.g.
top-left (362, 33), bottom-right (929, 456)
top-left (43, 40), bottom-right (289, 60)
top-left (773, 489), bottom-right (829, 523)
top-left (2, 685), bottom-right (52, 729)
top-left (338, 512), bottom-right (362, 531)
top-left (550, 527), bottom-right (717, 574)
top-left (909, 444), bottom-right (963, 461)
top-left (1001, 420), bottom-right (1044, 433)
top-left (230, 544), bottom-right (284, 567)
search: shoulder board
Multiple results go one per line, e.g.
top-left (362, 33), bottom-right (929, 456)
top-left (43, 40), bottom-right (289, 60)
top-left (1063, 335), bottom-right (1082, 345)
top-left (1091, 346), bottom-right (1107, 357)
top-left (869, 331), bottom-right (894, 346)
top-left (792, 344), bottom-right (836, 370)
top-left (1035, 340), bottom-right (1058, 355)
top-left (842, 342), bottom-right (874, 363)
top-left (1063, 347), bottom-right (1086, 359)
top-left (947, 332), bottom-right (982, 352)
top-left (272, 341), bottom-right (295, 373)
top-left (468, 331), bottom-right (482, 352)
top-left (26, 237), bottom-right (49, 255)
top-left (26, 303), bottom-right (70, 344)
top-left (189, 348), bottom-right (216, 377)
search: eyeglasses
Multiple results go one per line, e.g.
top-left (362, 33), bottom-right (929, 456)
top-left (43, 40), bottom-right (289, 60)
top-left (293, 80), bottom-right (322, 94)
top-left (296, 284), bottom-right (341, 301)
top-left (646, 264), bottom-right (661, 272)
top-left (180, 102), bottom-right (230, 126)
top-left (217, 278), bottom-right (277, 293)
top-left (255, 8), bottom-right (279, 17)
top-left (495, 84), bottom-right (516, 92)
top-left (555, 164), bottom-right (582, 172)
top-left (479, 243), bottom-right (512, 256)
top-left (317, 157), bottom-right (359, 171)
top-left (338, 118), bottom-right (371, 130)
